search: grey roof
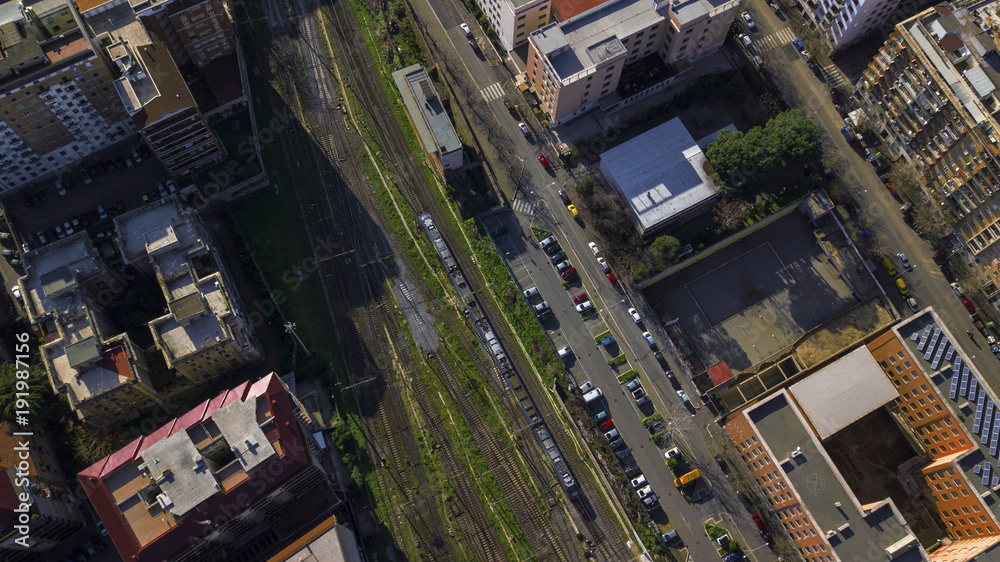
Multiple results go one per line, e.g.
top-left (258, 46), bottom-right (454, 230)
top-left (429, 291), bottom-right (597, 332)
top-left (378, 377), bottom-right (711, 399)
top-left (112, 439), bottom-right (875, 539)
top-left (64, 336), bottom-right (101, 369)
top-left (391, 65), bottom-right (460, 158)
top-left (0, 12), bottom-right (45, 77)
top-left (212, 398), bottom-right (275, 473)
top-left (169, 292), bottom-right (205, 322)
top-left (789, 347), bottom-right (898, 439)
top-left (0, 1), bottom-right (23, 25)
top-left (670, 0), bottom-right (740, 26)
top-left (140, 429), bottom-right (221, 517)
top-left (964, 66), bottom-right (996, 98)
top-left (600, 117), bottom-right (719, 232)
top-left (749, 393), bottom-right (922, 562)
top-left (39, 265), bottom-right (76, 298)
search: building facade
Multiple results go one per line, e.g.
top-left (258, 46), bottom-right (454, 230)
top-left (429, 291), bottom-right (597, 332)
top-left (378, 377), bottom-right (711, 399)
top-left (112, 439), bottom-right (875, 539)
top-left (474, 0), bottom-right (550, 51)
top-left (0, 6), bottom-right (134, 191)
top-left (526, 0), bottom-right (738, 126)
top-left (79, 373), bottom-right (341, 562)
top-left (799, 0), bottom-right (901, 49)
top-left (133, 0), bottom-right (236, 69)
top-left (855, 5), bottom-right (1000, 219)
top-left (115, 197), bottom-right (261, 383)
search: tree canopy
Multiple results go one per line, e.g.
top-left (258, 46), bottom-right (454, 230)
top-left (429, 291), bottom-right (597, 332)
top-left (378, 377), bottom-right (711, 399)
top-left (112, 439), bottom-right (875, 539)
top-left (650, 235), bottom-right (681, 268)
top-left (0, 362), bottom-right (51, 425)
top-left (706, 109), bottom-right (820, 191)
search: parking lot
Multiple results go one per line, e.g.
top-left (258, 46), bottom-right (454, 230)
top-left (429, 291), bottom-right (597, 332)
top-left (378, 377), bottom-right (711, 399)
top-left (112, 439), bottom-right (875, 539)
top-left (3, 143), bottom-right (173, 250)
top-left (643, 210), bottom-right (857, 373)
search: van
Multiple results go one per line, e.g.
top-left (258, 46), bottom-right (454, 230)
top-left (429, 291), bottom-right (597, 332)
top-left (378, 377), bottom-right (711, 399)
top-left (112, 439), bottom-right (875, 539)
top-left (582, 388), bottom-right (603, 404)
top-left (882, 257), bottom-right (897, 276)
top-left (674, 469), bottom-right (701, 487)
top-left (895, 278), bottom-right (909, 295)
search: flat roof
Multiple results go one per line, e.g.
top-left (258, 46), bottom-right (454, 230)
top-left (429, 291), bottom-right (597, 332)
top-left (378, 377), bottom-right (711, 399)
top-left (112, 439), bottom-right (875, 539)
top-left (600, 117), bottom-right (719, 232)
top-left (749, 393), bottom-right (921, 562)
top-left (0, 16), bottom-right (45, 77)
top-left (140, 429), bottom-right (221, 517)
top-left (391, 65), bottom-right (461, 158)
top-left (212, 398), bottom-right (275, 473)
top-left (65, 336), bottom-right (102, 368)
top-left (789, 347), bottom-right (899, 439)
top-left (531, 0), bottom-right (655, 81)
top-left (268, 514), bottom-right (361, 562)
top-left (670, 0), bottom-right (740, 26)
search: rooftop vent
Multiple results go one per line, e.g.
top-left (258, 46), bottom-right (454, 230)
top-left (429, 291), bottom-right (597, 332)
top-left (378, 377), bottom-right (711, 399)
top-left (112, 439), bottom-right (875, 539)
top-left (826, 530), bottom-right (836, 538)
top-left (156, 493), bottom-right (173, 509)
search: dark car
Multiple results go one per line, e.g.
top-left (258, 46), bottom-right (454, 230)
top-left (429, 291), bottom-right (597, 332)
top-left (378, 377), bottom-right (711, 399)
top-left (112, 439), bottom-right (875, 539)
top-left (716, 454), bottom-right (728, 473)
top-left (549, 250), bottom-right (566, 263)
top-left (491, 225), bottom-right (508, 237)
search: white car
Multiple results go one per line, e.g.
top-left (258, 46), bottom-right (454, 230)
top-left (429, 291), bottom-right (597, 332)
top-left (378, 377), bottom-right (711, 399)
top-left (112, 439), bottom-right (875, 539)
top-left (741, 11), bottom-right (755, 29)
top-left (753, 55), bottom-right (764, 67)
top-left (558, 345), bottom-right (571, 358)
top-left (539, 236), bottom-right (556, 249)
top-left (906, 298), bottom-right (919, 313)
top-left (739, 33), bottom-right (752, 47)
top-left (769, 1), bottom-right (780, 12)
top-left (631, 475), bottom-right (648, 488)
top-left (597, 257), bottom-right (610, 272)
top-left (589, 242), bottom-right (600, 255)
top-left (951, 282), bottom-right (964, 296)
top-left (664, 446), bottom-right (680, 459)
top-left (10, 285), bottom-right (21, 300)
top-left (523, 287), bottom-right (539, 298)
top-left (576, 301), bottom-right (594, 313)
top-left (628, 308), bottom-right (642, 323)
top-left (643, 332), bottom-right (655, 347)
top-left (518, 122), bottom-right (530, 135)
top-left (896, 252), bottom-right (913, 270)
top-left (460, 23), bottom-right (472, 36)
top-left (579, 381), bottom-right (595, 394)
top-left (637, 485), bottom-right (654, 499)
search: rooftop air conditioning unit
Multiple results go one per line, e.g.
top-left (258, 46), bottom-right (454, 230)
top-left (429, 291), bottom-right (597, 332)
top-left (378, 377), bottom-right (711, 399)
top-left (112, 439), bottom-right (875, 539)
top-left (156, 493), bottom-right (173, 509)
top-left (826, 530), bottom-right (836, 538)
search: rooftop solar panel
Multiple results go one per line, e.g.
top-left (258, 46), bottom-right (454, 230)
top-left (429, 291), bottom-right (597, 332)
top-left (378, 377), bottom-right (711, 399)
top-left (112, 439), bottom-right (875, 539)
top-left (984, 462), bottom-right (991, 487)
top-left (975, 464), bottom-right (982, 474)
top-left (945, 342), bottom-right (955, 361)
top-left (961, 368), bottom-right (970, 397)
top-left (989, 417), bottom-right (1000, 457)
top-left (971, 378), bottom-right (979, 402)
top-left (951, 369), bottom-right (961, 399)
top-left (975, 394), bottom-right (986, 433)
top-left (918, 326), bottom-right (932, 350)
top-left (911, 331), bottom-right (920, 342)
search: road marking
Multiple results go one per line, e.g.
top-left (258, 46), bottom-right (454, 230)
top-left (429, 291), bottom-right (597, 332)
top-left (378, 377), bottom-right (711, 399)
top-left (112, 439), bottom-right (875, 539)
top-left (480, 82), bottom-right (505, 102)
top-left (512, 198), bottom-right (535, 215)
top-left (755, 27), bottom-right (795, 52)
top-left (822, 64), bottom-right (850, 89)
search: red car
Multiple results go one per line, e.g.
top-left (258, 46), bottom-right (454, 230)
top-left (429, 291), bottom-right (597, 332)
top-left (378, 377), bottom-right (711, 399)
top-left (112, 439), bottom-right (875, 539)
top-left (538, 155), bottom-right (550, 167)
top-left (884, 181), bottom-right (896, 194)
top-left (561, 267), bottom-right (577, 280)
top-left (573, 292), bottom-right (589, 304)
top-left (607, 272), bottom-right (618, 284)
top-left (962, 296), bottom-right (976, 312)
top-left (752, 513), bottom-right (765, 530)
top-left (599, 419), bottom-right (614, 431)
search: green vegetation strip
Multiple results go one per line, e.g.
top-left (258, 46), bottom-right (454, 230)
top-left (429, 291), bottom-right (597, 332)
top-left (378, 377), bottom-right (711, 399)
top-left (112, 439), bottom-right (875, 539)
top-left (594, 330), bottom-right (612, 343)
top-left (608, 355), bottom-right (628, 367)
top-left (531, 226), bottom-right (552, 241)
top-left (641, 413), bottom-right (662, 428)
top-left (617, 370), bottom-right (639, 383)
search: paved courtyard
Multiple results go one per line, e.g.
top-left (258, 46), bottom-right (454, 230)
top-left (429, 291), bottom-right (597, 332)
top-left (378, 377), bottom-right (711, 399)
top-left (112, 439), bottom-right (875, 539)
top-left (643, 209), bottom-right (858, 373)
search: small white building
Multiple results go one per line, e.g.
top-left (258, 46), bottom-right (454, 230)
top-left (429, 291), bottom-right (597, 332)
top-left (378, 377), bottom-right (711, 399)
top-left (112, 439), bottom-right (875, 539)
top-left (599, 117), bottom-right (720, 237)
top-left (392, 65), bottom-right (464, 175)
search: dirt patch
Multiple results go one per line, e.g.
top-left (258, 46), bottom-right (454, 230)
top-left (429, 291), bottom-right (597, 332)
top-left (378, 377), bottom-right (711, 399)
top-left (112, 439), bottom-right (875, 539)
top-left (795, 299), bottom-right (894, 368)
top-left (824, 408), bottom-right (946, 546)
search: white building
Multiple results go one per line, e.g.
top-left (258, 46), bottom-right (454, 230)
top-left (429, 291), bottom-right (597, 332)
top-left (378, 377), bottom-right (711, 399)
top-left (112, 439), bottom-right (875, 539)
top-left (392, 64), bottom-right (463, 175)
top-left (599, 117), bottom-right (721, 236)
top-left (799, 0), bottom-right (901, 49)
top-left (474, 0), bottom-right (550, 51)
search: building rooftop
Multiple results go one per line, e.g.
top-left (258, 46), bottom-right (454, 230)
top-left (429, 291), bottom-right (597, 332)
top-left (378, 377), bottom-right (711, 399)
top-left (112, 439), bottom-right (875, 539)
top-left (789, 347), bottom-right (899, 439)
top-left (0, 6), bottom-right (46, 76)
top-left (268, 514), bottom-right (361, 562)
top-left (531, 0), bottom-right (656, 82)
top-left (670, 0), bottom-right (739, 26)
top-left (391, 65), bottom-right (461, 159)
top-left (79, 373), bottom-right (310, 562)
top-left (600, 117), bottom-right (719, 233)
top-left (748, 392), bottom-right (924, 562)
top-left (893, 310), bottom-right (1000, 525)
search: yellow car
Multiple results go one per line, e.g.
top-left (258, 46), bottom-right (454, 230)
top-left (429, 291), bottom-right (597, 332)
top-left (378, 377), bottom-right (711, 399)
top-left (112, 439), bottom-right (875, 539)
top-left (882, 257), bottom-right (897, 276)
top-left (567, 204), bottom-right (578, 217)
top-left (896, 278), bottom-right (909, 295)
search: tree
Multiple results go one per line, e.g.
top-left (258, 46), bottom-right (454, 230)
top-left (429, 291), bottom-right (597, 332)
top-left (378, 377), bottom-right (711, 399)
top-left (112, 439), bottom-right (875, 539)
top-left (912, 200), bottom-right (953, 241)
top-left (575, 176), bottom-right (595, 196)
top-left (712, 198), bottom-right (749, 232)
top-left (0, 362), bottom-right (49, 424)
top-left (887, 161), bottom-right (924, 201)
top-left (650, 235), bottom-right (681, 268)
top-left (705, 129), bottom-right (749, 187)
top-left (765, 109), bottom-right (820, 166)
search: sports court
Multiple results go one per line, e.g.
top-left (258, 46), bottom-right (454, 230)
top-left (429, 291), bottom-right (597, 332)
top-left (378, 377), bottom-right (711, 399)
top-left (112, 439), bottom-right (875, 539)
top-left (644, 210), bottom-right (857, 374)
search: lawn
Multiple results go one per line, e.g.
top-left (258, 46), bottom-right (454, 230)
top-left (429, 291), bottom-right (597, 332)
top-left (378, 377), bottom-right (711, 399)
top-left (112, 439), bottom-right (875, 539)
top-left (196, 110), bottom-right (263, 195)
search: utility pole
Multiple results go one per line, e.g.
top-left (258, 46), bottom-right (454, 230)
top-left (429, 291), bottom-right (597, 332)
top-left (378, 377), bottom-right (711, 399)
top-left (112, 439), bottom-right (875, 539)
top-left (285, 321), bottom-right (311, 356)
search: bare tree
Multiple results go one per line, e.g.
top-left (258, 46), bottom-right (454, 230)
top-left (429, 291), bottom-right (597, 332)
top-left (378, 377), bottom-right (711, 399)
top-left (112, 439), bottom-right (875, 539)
top-left (712, 198), bottom-right (749, 232)
top-left (868, 232), bottom-right (894, 258)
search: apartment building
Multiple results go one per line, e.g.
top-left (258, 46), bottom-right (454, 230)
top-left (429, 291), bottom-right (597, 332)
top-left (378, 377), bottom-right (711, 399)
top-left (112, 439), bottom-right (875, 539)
top-left (115, 197), bottom-right (261, 383)
top-left (76, 0), bottom-right (226, 177)
top-left (0, 6), bottom-right (134, 191)
top-left (725, 308), bottom-right (1000, 560)
top-left (855, 5), bottom-right (1000, 218)
top-left (474, 0), bottom-right (549, 51)
top-left (953, 192), bottom-right (1000, 306)
top-left (527, 0), bottom-right (739, 126)
top-left (132, 0), bottom-right (234, 68)
top-left (18, 233), bottom-right (165, 427)
top-left (79, 372), bottom-right (341, 562)
top-left (23, 0), bottom-right (78, 41)
top-left (0, 421), bottom-right (85, 559)
top-left (799, 0), bottom-right (901, 49)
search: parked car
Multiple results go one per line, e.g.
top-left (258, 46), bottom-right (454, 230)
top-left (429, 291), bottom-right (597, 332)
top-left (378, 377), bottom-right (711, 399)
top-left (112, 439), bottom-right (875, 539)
top-left (599, 419), bottom-right (614, 431)
top-left (558, 345), bottom-right (571, 359)
top-left (601, 336), bottom-right (615, 347)
top-left (882, 257), bottom-right (897, 276)
top-left (626, 378), bottom-right (641, 392)
top-left (637, 485), bottom-right (655, 499)
top-left (664, 446), bottom-right (681, 459)
top-left (715, 454), bottom-right (728, 472)
top-left (131, 148), bottom-right (142, 163)
top-left (555, 260), bottom-right (571, 272)
top-left (491, 225), bottom-right (508, 237)
top-left (549, 250), bottom-right (566, 263)
top-left (739, 33), bottom-right (752, 47)
top-left (533, 301), bottom-right (550, 314)
top-left (575, 301), bottom-right (594, 313)
top-left (897, 252), bottom-right (913, 270)
top-left (579, 381), bottom-right (595, 394)
top-left (636, 395), bottom-right (651, 407)
top-left (896, 278), bottom-right (909, 295)
top-left (55, 180), bottom-right (66, 195)
top-left (35, 231), bottom-right (48, 245)
top-left (141, 191), bottom-right (150, 202)
top-left (631, 475), bottom-right (648, 488)
top-left (951, 282), bottom-right (964, 296)
top-left (615, 448), bottom-right (631, 459)
top-left (741, 11), bottom-right (754, 28)
top-left (523, 287), bottom-right (538, 298)
top-left (643, 332), bottom-right (655, 347)
top-left (561, 267), bottom-right (577, 280)
top-left (598, 257), bottom-right (610, 272)
top-left (607, 273), bottom-right (618, 284)
top-left (604, 428), bottom-right (620, 441)
top-left (538, 155), bottom-right (550, 167)
top-left (558, 189), bottom-right (569, 203)
top-left (962, 296), bottom-right (976, 312)
top-left (539, 236), bottom-right (557, 249)
top-left (769, 1), bottom-right (780, 12)
top-left (9, 285), bottom-right (20, 301)
top-left (676, 389), bottom-right (690, 404)
top-left (906, 297), bottom-right (919, 313)
top-left (460, 22), bottom-right (471, 36)
top-left (573, 292), bottom-right (588, 304)
top-left (518, 122), bottom-right (530, 135)
top-left (589, 242), bottom-right (600, 255)
top-left (81, 168), bottom-right (92, 184)
top-left (567, 204), bottom-right (578, 217)
top-left (593, 410), bottom-right (608, 423)
top-left (628, 308), bottom-right (642, 323)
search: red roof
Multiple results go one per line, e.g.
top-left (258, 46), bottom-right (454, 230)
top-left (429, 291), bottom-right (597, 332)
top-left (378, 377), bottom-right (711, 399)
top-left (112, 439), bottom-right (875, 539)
top-left (707, 361), bottom-right (734, 387)
top-left (78, 373), bottom-right (310, 562)
top-left (0, 470), bottom-right (18, 525)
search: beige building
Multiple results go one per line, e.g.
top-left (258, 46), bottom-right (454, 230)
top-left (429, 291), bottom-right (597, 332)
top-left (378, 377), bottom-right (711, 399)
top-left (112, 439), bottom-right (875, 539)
top-left (474, 0), bottom-right (549, 51)
top-left (18, 233), bottom-right (164, 427)
top-left (526, 0), bottom-right (739, 126)
top-left (115, 197), bottom-right (261, 383)
top-left (0, 4), bottom-right (134, 191)
top-left (23, 0), bottom-right (78, 41)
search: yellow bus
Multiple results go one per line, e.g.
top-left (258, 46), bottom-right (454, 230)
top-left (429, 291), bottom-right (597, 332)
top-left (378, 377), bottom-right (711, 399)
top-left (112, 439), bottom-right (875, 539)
top-left (674, 469), bottom-right (700, 487)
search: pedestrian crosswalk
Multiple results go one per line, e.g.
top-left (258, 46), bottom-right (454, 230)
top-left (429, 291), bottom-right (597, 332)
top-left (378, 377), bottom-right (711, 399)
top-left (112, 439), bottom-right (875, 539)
top-left (755, 27), bottom-right (795, 52)
top-left (512, 198), bottom-right (535, 215)
top-left (822, 64), bottom-right (851, 90)
top-left (481, 82), bottom-right (505, 102)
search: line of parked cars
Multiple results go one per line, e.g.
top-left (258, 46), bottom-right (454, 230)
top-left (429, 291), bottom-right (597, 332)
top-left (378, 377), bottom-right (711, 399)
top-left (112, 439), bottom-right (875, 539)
top-left (35, 202), bottom-right (123, 246)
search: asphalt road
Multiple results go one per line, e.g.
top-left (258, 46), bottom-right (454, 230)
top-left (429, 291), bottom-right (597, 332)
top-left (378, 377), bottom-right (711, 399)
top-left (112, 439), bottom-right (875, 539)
top-left (743, 0), bottom-right (1000, 393)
